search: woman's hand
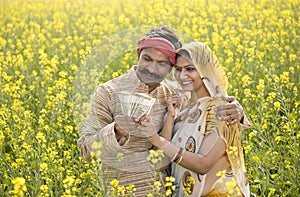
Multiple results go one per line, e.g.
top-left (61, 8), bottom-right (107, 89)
top-left (167, 93), bottom-right (181, 117)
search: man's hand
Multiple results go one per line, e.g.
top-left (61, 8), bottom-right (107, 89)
top-left (114, 115), bottom-right (139, 145)
top-left (214, 95), bottom-right (244, 125)
top-left (138, 115), bottom-right (157, 137)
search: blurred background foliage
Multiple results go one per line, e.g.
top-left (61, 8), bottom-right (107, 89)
top-left (0, 0), bottom-right (299, 196)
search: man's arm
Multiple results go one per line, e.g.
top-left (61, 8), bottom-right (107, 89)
top-left (77, 86), bottom-right (166, 172)
top-left (77, 85), bottom-right (123, 162)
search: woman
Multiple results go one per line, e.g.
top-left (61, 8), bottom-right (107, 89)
top-left (139, 42), bottom-right (250, 196)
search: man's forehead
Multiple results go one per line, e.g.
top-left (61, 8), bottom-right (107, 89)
top-left (140, 48), bottom-right (171, 62)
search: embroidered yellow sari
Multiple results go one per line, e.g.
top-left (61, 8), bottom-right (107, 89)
top-left (171, 42), bottom-right (250, 197)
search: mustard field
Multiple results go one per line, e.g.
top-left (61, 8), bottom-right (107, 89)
top-left (1, 0), bottom-right (299, 196)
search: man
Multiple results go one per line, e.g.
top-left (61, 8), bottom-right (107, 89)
top-left (77, 26), bottom-right (248, 196)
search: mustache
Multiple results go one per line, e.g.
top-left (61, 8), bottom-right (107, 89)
top-left (138, 69), bottom-right (161, 79)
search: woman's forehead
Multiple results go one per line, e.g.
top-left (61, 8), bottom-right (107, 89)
top-left (175, 56), bottom-right (194, 67)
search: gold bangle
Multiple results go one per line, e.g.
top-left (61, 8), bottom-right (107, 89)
top-left (176, 150), bottom-right (185, 164)
top-left (171, 148), bottom-right (180, 161)
top-left (173, 147), bottom-right (184, 163)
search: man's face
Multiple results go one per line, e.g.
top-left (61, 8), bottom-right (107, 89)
top-left (136, 48), bottom-right (172, 88)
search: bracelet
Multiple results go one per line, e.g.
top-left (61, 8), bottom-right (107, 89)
top-left (176, 150), bottom-right (185, 164)
top-left (172, 147), bottom-right (184, 164)
top-left (171, 147), bottom-right (182, 162)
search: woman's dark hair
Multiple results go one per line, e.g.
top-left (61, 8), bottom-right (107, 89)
top-left (176, 49), bottom-right (191, 60)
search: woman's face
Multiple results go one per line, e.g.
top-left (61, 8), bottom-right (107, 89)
top-left (174, 56), bottom-right (208, 96)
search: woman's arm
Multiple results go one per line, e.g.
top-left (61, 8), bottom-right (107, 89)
top-left (159, 94), bottom-right (180, 140)
top-left (143, 99), bottom-right (228, 174)
top-left (148, 132), bottom-right (226, 174)
top-left (159, 114), bottom-right (175, 141)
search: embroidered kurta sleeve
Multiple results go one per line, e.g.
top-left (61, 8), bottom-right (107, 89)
top-left (240, 114), bottom-right (251, 130)
top-left (77, 85), bottom-right (119, 162)
top-left (77, 83), bottom-right (170, 172)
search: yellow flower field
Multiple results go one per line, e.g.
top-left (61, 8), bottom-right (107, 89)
top-left (1, 0), bottom-right (299, 196)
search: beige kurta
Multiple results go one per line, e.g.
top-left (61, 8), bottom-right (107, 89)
top-left (77, 66), bottom-right (173, 196)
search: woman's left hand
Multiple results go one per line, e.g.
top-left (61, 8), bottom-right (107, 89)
top-left (167, 93), bottom-right (181, 117)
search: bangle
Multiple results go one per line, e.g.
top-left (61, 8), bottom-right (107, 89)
top-left (171, 147), bottom-right (182, 162)
top-left (172, 147), bottom-right (184, 164)
top-left (176, 150), bottom-right (185, 164)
